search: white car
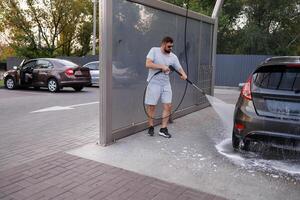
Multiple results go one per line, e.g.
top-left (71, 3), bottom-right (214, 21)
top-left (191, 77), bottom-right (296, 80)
top-left (83, 61), bottom-right (99, 86)
top-left (83, 61), bottom-right (138, 87)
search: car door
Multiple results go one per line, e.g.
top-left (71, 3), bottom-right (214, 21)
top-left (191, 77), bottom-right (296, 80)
top-left (32, 60), bottom-right (53, 86)
top-left (20, 60), bottom-right (37, 85)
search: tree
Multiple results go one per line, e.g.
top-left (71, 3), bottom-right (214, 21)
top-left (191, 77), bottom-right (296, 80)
top-left (0, 0), bottom-right (93, 58)
top-left (0, 44), bottom-right (15, 62)
top-left (163, 0), bottom-right (300, 55)
top-left (162, 0), bottom-right (244, 54)
top-left (236, 0), bottom-right (300, 55)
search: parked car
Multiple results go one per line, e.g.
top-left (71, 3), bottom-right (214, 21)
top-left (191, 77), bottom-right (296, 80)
top-left (83, 61), bottom-right (99, 86)
top-left (83, 61), bottom-right (138, 86)
top-left (232, 56), bottom-right (300, 151)
top-left (3, 58), bottom-right (91, 92)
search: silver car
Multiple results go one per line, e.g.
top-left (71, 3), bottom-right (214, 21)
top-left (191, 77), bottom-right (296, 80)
top-left (83, 61), bottom-right (138, 87)
top-left (83, 61), bottom-right (99, 86)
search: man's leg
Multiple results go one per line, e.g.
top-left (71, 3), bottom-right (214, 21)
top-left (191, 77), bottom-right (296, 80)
top-left (147, 105), bottom-right (156, 127)
top-left (147, 105), bottom-right (156, 136)
top-left (162, 103), bottom-right (171, 128)
top-left (159, 103), bottom-right (172, 138)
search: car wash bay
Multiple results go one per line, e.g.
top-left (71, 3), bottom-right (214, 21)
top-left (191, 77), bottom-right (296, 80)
top-left (0, 0), bottom-right (299, 200)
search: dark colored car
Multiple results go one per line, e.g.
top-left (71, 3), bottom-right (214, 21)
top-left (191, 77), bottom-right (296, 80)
top-left (233, 56), bottom-right (300, 151)
top-left (3, 58), bottom-right (91, 92)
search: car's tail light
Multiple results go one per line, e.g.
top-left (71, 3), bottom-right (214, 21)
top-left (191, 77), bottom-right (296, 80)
top-left (287, 64), bottom-right (300, 68)
top-left (65, 68), bottom-right (74, 76)
top-left (241, 75), bottom-right (252, 100)
top-left (235, 123), bottom-right (245, 132)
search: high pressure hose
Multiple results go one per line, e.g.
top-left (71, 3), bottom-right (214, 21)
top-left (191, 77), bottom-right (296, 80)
top-left (143, 0), bottom-right (190, 120)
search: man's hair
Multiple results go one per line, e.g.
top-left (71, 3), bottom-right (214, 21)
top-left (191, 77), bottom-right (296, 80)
top-left (161, 36), bottom-right (173, 44)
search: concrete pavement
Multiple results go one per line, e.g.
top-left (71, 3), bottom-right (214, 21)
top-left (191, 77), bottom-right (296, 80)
top-left (0, 87), bottom-right (227, 200)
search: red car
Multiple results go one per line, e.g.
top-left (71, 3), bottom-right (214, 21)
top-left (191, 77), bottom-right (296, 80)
top-left (4, 58), bottom-right (91, 92)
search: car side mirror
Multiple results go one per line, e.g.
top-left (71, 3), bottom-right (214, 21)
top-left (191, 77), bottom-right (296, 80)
top-left (13, 66), bottom-right (18, 70)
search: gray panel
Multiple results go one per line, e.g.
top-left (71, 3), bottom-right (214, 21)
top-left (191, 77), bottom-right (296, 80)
top-left (169, 17), bottom-right (201, 110)
top-left (200, 22), bottom-right (213, 65)
top-left (111, 0), bottom-right (214, 132)
top-left (215, 54), bottom-right (272, 87)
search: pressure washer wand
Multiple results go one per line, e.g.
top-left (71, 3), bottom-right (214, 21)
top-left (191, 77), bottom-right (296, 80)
top-left (169, 65), bottom-right (206, 95)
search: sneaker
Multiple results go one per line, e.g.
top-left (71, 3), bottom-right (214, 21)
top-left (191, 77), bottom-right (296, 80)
top-left (148, 126), bottom-right (154, 136)
top-left (159, 128), bottom-right (172, 138)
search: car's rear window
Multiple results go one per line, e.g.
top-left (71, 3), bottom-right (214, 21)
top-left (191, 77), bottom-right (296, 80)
top-left (253, 65), bottom-right (300, 91)
top-left (56, 59), bottom-right (78, 68)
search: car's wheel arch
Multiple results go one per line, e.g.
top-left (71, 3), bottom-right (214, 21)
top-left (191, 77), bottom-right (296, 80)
top-left (47, 76), bottom-right (59, 84)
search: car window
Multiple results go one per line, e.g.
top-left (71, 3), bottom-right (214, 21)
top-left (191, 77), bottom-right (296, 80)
top-left (253, 65), bottom-right (300, 91)
top-left (36, 60), bottom-right (53, 69)
top-left (56, 59), bottom-right (78, 68)
top-left (22, 61), bottom-right (37, 70)
top-left (86, 62), bottom-right (99, 70)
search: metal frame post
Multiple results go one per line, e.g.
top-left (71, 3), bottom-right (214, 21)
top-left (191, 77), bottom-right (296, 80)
top-left (92, 0), bottom-right (97, 55)
top-left (211, 0), bottom-right (224, 96)
top-left (99, 0), bottom-right (113, 146)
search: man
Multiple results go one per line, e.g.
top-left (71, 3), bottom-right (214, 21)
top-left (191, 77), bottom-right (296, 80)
top-left (145, 36), bottom-right (187, 138)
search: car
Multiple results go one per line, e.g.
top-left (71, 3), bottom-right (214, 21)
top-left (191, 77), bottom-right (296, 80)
top-left (83, 61), bottom-right (138, 86)
top-left (83, 61), bottom-right (99, 86)
top-left (3, 58), bottom-right (91, 92)
top-left (232, 56), bottom-right (300, 151)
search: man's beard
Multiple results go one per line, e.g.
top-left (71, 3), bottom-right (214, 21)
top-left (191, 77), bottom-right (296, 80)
top-left (164, 48), bottom-right (171, 54)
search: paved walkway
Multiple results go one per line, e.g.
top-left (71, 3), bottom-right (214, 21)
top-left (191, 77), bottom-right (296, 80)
top-left (0, 152), bottom-right (226, 200)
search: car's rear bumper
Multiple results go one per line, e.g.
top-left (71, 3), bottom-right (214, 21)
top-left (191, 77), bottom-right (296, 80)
top-left (60, 80), bottom-right (91, 87)
top-left (91, 77), bottom-right (99, 85)
top-left (234, 98), bottom-right (300, 143)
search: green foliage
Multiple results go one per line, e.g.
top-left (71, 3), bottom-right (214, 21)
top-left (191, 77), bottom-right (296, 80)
top-left (0, 0), bottom-right (93, 58)
top-left (162, 0), bottom-right (300, 56)
top-left (235, 0), bottom-right (300, 55)
top-left (1, 0), bottom-right (299, 57)
top-left (76, 21), bottom-right (93, 56)
top-left (0, 44), bottom-right (15, 62)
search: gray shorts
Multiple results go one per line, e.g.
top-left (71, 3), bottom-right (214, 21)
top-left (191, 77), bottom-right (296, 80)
top-left (145, 81), bottom-right (172, 105)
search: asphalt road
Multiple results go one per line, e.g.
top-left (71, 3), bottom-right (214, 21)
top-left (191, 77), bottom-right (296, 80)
top-left (0, 87), bottom-right (99, 170)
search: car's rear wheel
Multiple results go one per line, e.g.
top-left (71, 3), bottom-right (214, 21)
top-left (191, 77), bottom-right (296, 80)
top-left (73, 86), bottom-right (84, 92)
top-left (48, 78), bottom-right (59, 93)
top-left (5, 77), bottom-right (16, 90)
top-left (232, 132), bottom-right (240, 150)
top-left (232, 132), bottom-right (250, 151)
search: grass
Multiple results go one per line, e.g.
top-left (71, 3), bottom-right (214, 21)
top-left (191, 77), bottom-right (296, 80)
top-left (0, 79), bottom-right (4, 87)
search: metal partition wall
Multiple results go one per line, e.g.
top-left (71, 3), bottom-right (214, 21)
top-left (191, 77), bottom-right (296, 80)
top-left (100, 0), bottom-right (216, 145)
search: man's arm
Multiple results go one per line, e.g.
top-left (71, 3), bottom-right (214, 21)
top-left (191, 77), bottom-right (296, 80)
top-left (178, 67), bottom-right (187, 80)
top-left (146, 58), bottom-right (170, 73)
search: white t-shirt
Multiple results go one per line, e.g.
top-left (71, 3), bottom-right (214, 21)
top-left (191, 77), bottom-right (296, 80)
top-left (146, 47), bottom-right (182, 82)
